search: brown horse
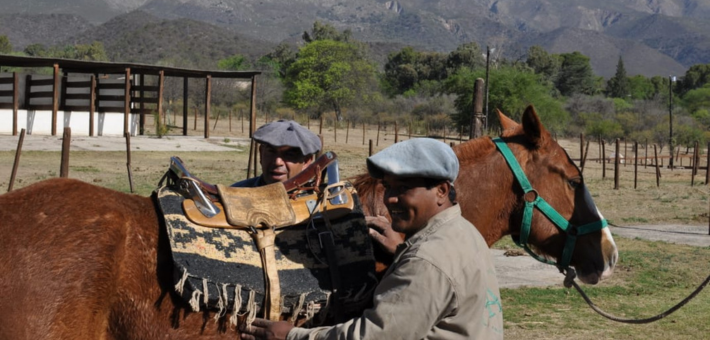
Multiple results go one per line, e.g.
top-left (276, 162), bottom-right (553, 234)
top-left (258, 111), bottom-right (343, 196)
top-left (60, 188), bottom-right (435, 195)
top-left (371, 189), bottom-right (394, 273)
top-left (357, 106), bottom-right (617, 284)
top-left (0, 106), bottom-right (616, 339)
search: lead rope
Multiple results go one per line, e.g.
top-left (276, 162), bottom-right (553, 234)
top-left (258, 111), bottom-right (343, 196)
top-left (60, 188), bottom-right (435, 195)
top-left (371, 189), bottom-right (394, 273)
top-left (562, 259), bottom-right (710, 324)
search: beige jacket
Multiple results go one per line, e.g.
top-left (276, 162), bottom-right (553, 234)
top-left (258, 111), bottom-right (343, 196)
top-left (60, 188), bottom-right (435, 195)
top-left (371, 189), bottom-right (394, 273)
top-left (287, 204), bottom-right (504, 340)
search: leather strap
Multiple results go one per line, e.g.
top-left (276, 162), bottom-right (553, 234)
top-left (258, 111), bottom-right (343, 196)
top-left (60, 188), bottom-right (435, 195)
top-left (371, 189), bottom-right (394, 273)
top-left (253, 228), bottom-right (281, 321)
top-left (316, 205), bottom-right (343, 322)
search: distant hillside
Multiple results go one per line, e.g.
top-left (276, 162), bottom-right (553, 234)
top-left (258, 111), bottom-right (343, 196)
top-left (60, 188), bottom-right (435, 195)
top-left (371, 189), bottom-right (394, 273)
top-left (0, 0), bottom-right (148, 24)
top-left (66, 11), bottom-right (275, 69)
top-left (134, 0), bottom-right (710, 77)
top-left (1, 0), bottom-right (710, 77)
top-left (0, 13), bottom-right (92, 49)
top-left (604, 14), bottom-right (710, 67)
top-left (520, 27), bottom-right (687, 78)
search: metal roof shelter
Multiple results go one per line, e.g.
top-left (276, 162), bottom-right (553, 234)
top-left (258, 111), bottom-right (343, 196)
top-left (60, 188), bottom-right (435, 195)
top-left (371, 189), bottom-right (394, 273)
top-left (0, 54), bottom-right (262, 139)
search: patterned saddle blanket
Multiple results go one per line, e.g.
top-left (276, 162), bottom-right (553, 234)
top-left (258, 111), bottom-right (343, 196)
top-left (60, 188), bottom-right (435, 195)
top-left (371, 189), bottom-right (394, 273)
top-left (155, 185), bottom-right (378, 325)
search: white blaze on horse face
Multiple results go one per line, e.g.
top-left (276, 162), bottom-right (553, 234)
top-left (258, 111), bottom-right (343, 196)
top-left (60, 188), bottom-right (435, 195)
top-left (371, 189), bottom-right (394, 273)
top-left (597, 210), bottom-right (619, 280)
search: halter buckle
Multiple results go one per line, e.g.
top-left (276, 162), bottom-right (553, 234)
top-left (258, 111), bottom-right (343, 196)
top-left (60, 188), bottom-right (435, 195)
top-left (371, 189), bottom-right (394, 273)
top-left (523, 190), bottom-right (538, 203)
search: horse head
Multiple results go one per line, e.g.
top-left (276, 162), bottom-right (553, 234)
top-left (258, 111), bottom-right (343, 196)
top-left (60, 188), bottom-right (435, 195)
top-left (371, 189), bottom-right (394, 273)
top-left (481, 105), bottom-right (618, 284)
top-left (355, 105), bottom-right (617, 285)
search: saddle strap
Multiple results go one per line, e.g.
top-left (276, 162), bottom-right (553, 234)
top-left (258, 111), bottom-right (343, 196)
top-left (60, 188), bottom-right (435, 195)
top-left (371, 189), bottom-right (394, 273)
top-left (253, 228), bottom-right (282, 321)
top-left (316, 212), bottom-right (343, 322)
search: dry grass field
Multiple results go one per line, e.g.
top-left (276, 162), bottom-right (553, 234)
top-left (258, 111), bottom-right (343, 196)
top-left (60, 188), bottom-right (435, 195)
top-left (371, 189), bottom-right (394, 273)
top-left (1, 114), bottom-right (709, 339)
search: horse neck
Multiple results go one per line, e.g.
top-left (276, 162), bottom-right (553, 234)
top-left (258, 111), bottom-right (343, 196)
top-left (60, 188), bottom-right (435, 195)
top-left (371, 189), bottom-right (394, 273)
top-left (453, 137), bottom-right (517, 246)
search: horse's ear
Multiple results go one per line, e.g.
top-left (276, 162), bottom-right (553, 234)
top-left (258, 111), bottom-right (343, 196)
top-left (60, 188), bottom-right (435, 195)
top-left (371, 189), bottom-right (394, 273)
top-left (497, 109), bottom-right (518, 130)
top-left (521, 105), bottom-right (549, 147)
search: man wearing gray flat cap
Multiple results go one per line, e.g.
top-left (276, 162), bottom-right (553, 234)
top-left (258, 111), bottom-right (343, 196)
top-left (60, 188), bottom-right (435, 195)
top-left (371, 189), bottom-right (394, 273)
top-left (231, 120), bottom-right (322, 187)
top-left (241, 138), bottom-right (503, 340)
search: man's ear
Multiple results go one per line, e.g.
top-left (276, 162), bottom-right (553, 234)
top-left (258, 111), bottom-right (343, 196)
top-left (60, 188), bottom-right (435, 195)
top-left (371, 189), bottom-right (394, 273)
top-left (436, 182), bottom-right (450, 205)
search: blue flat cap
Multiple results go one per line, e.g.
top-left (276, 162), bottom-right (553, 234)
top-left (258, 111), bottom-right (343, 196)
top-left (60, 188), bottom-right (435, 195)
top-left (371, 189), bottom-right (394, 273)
top-left (367, 138), bottom-right (459, 182)
top-left (253, 120), bottom-right (321, 155)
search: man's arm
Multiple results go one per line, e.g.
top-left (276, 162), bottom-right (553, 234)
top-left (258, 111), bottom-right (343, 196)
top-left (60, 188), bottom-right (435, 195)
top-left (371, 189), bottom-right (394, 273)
top-left (287, 256), bottom-right (454, 340)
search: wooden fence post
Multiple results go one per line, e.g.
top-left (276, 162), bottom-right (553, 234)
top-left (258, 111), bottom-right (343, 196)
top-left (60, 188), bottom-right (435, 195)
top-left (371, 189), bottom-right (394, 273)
top-left (319, 115), bottom-right (323, 136)
top-left (654, 144), bottom-right (660, 187)
top-left (614, 139), bottom-right (620, 190)
top-left (691, 141), bottom-right (699, 186)
top-left (645, 139), bottom-right (648, 168)
top-left (376, 122), bottom-right (380, 147)
top-left (394, 121), bottom-right (399, 143)
top-left (581, 140), bottom-right (590, 174)
top-left (59, 127), bottom-right (71, 178)
top-left (12, 72), bottom-right (18, 136)
top-left (634, 141), bottom-right (638, 189)
top-left (362, 122), bottom-right (366, 145)
top-left (598, 135), bottom-right (602, 163)
top-left (579, 133), bottom-right (584, 167)
top-left (7, 129), bottom-right (25, 192)
top-left (601, 140), bottom-right (606, 179)
top-left (125, 132), bottom-right (134, 193)
top-left (52, 64), bottom-right (60, 136)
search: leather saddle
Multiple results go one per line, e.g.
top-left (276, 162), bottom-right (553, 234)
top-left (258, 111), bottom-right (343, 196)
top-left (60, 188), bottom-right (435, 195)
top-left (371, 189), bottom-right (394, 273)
top-left (166, 151), bottom-right (356, 230)
top-left (161, 151), bottom-right (360, 322)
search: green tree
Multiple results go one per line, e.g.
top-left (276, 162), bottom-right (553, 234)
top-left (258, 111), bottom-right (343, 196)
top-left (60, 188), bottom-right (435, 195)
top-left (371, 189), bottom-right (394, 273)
top-left (24, 43), bottom-right (47, 57)
top-left (284, 39), bottom-right (378, 121)
top-left (218, 54), bottom-right (250, 71)
top-left (556, 51), bottom-right (596, 97)
top-left (302, 21), bottom-right (353, 43)
top-left (581, 112), bottom-right (624, 142)
top-left (446, 42), bottom-right (484, 71)
top-left (680, 84), bottom-right (710, 115)
top-left (606, 56), bottom-right (630, 99)
top-left (444, 65), bottom-right (567, 133)
top-left (677, 64), bottom-right (710, 96)
top-left (649, 75), bottom-right (671, 101)
top-left (383, 47), bottom-right (420, 96)
top-left (525, 45), bottom-right (560, 86)
top-left (0, 35), bottom-right (12, 54)
top-left (628, 75), bottom-right (655, 100)
top-left (73, 42), bottom-right (108, 61)
top-left (260, 43), bottom-right (297, 79)
top-left (383, 47), bottom-right (447, 96)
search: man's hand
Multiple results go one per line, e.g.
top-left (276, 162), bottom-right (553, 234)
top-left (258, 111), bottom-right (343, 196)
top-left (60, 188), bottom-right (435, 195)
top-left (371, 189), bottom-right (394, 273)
top-left (366, 215), bottom-right (403, 255)
top-left (240, 318), bottom-right (294, 340)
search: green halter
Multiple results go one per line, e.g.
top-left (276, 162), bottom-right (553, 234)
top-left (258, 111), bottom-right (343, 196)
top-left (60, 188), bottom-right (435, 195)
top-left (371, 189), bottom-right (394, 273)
top-left (492, 137), bottom-right (608, 269)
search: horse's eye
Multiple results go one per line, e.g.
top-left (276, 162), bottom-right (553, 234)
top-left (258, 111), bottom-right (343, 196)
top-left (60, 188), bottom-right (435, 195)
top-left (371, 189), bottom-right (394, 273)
top-left (567, 178), bottom-right (581, 190)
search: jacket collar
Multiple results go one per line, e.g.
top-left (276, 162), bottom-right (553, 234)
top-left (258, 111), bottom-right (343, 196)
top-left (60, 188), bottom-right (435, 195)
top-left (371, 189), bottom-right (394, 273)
top-left (394, 204), bottom-right (461, 258)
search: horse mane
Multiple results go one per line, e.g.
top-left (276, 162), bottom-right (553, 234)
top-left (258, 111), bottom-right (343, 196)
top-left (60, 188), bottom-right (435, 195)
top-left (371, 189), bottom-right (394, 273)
top-left (451, 136), bottom-right (497, 168)
top-left (350, 173), bottom-right (385, 217)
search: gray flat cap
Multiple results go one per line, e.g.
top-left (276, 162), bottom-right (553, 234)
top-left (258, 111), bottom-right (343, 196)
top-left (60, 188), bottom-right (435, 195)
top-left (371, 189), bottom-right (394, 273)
top-left (367, 138), bottom-right (459, 182)
top-left (253, 120), bottom-right (321, 155)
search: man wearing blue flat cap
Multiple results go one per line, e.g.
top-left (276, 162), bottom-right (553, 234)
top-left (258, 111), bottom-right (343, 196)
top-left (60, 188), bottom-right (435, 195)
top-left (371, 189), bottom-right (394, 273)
top-left (232, 120), bottom-right (322, 187)
top-left (241, 138), bottom-right (503, 340)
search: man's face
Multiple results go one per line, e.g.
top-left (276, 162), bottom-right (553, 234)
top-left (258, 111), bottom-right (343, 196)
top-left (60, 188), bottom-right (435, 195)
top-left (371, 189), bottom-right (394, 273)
top-left (259, 144), bottom-right (314, 185)
top-left (382, 174), bottom-right (447, 237)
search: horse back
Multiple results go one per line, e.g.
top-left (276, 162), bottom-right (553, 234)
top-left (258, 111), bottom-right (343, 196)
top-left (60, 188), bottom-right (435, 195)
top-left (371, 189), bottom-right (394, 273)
top-left (0, 178), bottom-right (159, 339)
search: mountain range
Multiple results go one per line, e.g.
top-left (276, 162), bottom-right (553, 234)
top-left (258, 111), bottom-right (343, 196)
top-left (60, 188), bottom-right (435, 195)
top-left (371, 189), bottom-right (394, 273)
top-left (1, 0), bottom-right (709, 78)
